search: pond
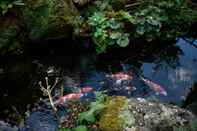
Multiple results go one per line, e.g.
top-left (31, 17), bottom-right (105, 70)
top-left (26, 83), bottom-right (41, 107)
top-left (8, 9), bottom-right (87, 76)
top-left (0, 38), bottom-right (197, 126)
top-left (82, 38), bottom-right (197, 106)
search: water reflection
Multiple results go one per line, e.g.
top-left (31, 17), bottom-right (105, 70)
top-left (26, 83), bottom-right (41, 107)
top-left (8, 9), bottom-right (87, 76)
top-left (88, 38), bottom-right (197, 105)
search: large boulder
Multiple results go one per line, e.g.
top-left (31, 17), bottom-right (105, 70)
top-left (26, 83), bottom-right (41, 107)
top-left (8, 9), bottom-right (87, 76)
top-left (99, 96), bottom-right (197, 131)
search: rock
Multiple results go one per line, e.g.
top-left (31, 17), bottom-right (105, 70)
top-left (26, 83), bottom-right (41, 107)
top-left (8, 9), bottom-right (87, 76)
top-left (183, 82), bottom-right (197, 115)
top-left (0, 120), bottom-right (18, 131)
top-left (25, 110), bottom-right (58, 131)
top-left (126, 98), bottom-right (197, 131)
top-left (99, 96), bottom-right (197, 131)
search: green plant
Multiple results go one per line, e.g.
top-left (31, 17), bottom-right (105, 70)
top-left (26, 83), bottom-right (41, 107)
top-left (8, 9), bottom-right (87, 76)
top-left (78, 0), bottom-right (197, 54)
top-left (59, 126), bottom-right (87, 131)
top-left (190, 119), bottom-right (197, 131)
top-left (129, 0), bottom-right (197, 41)
top-left (88, 12), bottom-right (130, 53)
top-left (78, 91), bottom-right (106, 124)
top-left (0, 0), bottom-right (24, 15)
top-left (74, 126), bottom-right (88, 131)
top-left (59, 128), bottom-right (71, 131)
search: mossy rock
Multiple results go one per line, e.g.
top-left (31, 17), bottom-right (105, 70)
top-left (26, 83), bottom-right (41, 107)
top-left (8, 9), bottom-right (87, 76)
top-left (98, 96), bottom-right (127, 131)
top-left (98, 96), bottom-right (196, 131)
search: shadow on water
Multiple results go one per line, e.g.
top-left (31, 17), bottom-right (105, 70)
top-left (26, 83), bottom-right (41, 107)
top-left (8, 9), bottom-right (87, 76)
top-left (0, 37), bottom-right (197, 125)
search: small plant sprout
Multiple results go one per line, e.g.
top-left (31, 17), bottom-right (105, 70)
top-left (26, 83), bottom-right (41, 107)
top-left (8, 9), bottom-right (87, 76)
top-left (38, 77), bottom-right (59, 112)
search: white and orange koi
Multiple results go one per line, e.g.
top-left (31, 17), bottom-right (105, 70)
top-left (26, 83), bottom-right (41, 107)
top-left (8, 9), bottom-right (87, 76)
top-left (80, 86), bottom-right (93, 93)
top-left (106, 72), bottom-right (133, 84)
top-left (55, 86), bottom-right (94, 105)
top-left (141, 77), bottom-right (167, 96)
top-left (56, 93), bottom-right (83, 104)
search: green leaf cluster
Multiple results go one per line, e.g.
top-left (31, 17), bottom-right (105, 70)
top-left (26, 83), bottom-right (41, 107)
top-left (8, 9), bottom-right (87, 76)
top-left (0, 0), bottom-right (24, 15)
top-left (78, 0), bottom-right (197, 54)
top-left (60, 125), bottom-right (87, 131)
top-left (130, 0), bottom-right (197, 41)
top-left (88, 12), bottom-right (130, 53)
top-left (78, 91), bottom-right (106, 124)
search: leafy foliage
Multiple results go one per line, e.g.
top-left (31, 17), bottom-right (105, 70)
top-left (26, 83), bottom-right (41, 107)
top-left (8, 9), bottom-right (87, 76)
top-left (73, 125), bottom-right (88, 131)
top-left (130, 0), bottom-right (197, 41)
top-left (78, 91), bottom-right (106, 124)
top-left (0, 0), bottom-right (24, 15)
top-left (88, 12), bottom-right (130, 53)
top-left (59, 126), bottom-right (87, 131)
top-left (77, 0), bottom-right (197, 53)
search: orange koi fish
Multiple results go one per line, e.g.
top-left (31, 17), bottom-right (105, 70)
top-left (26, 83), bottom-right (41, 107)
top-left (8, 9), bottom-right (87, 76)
top-left (57, 93), bottom-right (83, 104)
top-left (80, 86), bottom-right (93, 93)
top-left (106, 72), bottom-right (133, 84)
top-left (141, 77), bottom-right (167, 96)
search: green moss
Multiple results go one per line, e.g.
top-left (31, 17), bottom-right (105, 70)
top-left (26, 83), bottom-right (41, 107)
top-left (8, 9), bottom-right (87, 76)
top-left (98, 96), bottom-right (127, 131)
top-left (23, 0), bottom-right (79, 41)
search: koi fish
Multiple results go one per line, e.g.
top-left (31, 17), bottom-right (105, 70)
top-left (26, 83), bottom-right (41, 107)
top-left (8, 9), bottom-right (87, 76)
top-left (141, 77), bottom-right (167, 96)
top-left (80, 86), bottom-right (93, 93)
top-left (56, 93), bottom-right (83, 104)
top-left (106, 72), bottom-right (133, 84)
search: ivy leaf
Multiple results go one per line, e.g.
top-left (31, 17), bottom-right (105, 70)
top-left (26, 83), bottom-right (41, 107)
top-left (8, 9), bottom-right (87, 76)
top-left (108, 40), bottom-right (115, 45)
top-left (13, 0), bottom-right (25, 6)
top-left (79, 111), bottom-right (96, 123)
top-left (110, 32), bottom-right (121, 39)
top-left (136, 26), bottom-right (145, 35)
top-left (74, 126), bottom-right (88, 131)
top-left (119, 11), bottom-right (136, 24)
top-left (117, 34), bottom-right (129, 47)
top-left (108, 18), bottom-right (121, 29)
top-left (59, 128), bottom-right (71, 131)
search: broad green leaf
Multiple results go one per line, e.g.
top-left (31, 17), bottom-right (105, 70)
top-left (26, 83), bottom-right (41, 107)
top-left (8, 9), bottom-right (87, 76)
top-left (79, 111), bottom-right (96, 123)
top-left (117, 34), bottom-right (129, 47)
top-left (59, 128), bottom-right (71, 131)
top-left (108, 18), bottom-right (121, 29)
top-left (110, 32), bottom-right (121, 39)
top-left (136, 26), bottom-right (145, 35)
top-left (13, 0), bottom-right (25, 6)
top-left (74, 126), bottom-right (88, 131)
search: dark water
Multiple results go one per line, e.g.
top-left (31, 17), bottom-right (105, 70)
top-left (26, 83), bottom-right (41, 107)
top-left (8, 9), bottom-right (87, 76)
top-left (0, 38), bottom-right (197, 128)
top-left (83, 38), bottom-right (197, 105)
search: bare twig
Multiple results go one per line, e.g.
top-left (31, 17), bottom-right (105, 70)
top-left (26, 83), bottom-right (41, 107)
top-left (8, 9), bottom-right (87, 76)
top-left (125, 2), bottom-right (142, 8)
top-left (38, 77), bottom-right (60, 112)
top-left (50, 78), bottom-right (59, 93)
